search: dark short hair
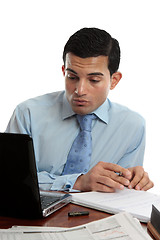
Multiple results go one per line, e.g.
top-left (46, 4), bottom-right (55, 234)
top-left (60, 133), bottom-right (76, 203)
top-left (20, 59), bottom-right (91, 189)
top-left (63, 27), bottom-right (121, 76)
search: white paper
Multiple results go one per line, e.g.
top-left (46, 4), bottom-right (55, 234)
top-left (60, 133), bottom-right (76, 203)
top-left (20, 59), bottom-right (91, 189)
top-left (71, 187), bottom-right (160, 222)
top-left (0, 212), bottom-right (151, 240)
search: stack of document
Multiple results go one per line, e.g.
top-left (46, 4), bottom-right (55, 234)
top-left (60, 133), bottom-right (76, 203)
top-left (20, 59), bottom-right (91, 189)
top-left (71, 187), bottom-right (160, 222)
top-left (0, 212), bottom-right (151, 239)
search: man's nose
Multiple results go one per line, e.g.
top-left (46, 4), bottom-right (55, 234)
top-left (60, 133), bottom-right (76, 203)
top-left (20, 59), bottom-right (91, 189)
top-left (75, 79), bottom-right (87, 96)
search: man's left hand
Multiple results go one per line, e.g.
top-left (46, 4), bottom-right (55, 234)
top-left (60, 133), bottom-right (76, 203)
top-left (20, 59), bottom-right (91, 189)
top-left (127, 166), bottom-right (154, 191)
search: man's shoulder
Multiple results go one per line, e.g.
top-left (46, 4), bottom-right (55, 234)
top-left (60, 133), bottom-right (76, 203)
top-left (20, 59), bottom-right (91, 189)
top-left (109, 100), bottom-right (145, 127)
top-left (17, 91), bottom-right (65, 110)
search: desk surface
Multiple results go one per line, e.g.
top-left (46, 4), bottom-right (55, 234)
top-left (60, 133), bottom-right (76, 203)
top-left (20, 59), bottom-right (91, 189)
top-left (0, 203), bottom-right (111, 229)
top-left (0, 203), bottom-right (153, 238)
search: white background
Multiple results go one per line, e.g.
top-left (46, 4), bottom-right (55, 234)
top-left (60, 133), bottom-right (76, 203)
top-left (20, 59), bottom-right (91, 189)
top-left (0, 0), bottom-right (160, 193)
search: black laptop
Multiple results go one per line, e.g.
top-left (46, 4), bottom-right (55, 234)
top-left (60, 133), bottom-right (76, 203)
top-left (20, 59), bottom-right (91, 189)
top-left (0, 132), bottom-right (71, 219)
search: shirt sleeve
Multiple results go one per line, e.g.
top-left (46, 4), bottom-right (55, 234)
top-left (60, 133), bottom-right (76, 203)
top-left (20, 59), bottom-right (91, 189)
top-left (117, 120), bottom-right (146, 168)
top-left (6, 105), bottom-right (31, 135)
top-left (38, 171), bottom-right (81, 191)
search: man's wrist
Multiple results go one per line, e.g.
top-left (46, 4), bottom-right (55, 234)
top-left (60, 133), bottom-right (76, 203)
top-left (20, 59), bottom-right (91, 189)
top-left (73, 174), bottom-right (84, 191)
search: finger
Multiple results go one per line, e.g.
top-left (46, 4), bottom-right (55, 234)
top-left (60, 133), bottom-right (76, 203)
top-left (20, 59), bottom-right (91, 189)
top-left (104, 170), bottom-right (130, 187)
top-left (102, 162), bottom-right (131, 180)
top-left (134, 172), bottom-right (150, 190)
top-left (127, 166), bottom-right (145, 189)
top-left (114, 174), bottom-right (130, 187)
top-left (141, 181), bottom-right (154, 191)
top-left (134, 172), bottom-right (154, 191)
top-left (94, 182), bottom-right (116, 193)
top-left (88, 178), bottom-right (116, 193)
top-left (128, 172), bottom-right (143, 189)
top-left (98, 175), bottom-right (125, 190)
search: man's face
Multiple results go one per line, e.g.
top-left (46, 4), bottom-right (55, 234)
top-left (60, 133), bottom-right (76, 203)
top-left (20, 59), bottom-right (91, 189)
top-left (62, 53), bottom-right (120, 115)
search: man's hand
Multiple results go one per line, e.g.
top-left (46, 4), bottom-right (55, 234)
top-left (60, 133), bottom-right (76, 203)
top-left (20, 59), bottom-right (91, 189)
top-left (127, 166), bottom-right (154, 191)
top-left (73, 161), bottom-right (132, 192)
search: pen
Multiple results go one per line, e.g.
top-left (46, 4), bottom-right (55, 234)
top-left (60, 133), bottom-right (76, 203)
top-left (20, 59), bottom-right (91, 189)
top-left (114, 171), bottom-right (123, 176)
top-left (118, 171), bottom-right (123, 176)
top-left (68, 211), bottom-right (89, 217)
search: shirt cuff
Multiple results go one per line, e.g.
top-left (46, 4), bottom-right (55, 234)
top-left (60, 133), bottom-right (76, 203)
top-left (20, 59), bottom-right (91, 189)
top-left (50, 173), bottom-right (82, 191)
top-left (38, 171), bottom-right (82, 191)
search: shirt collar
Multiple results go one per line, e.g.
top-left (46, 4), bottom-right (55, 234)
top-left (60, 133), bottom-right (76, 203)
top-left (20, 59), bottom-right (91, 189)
top-left (62, 93), bottom-right (75, 119)
top-left (62, 92), bottom-right (110, 124)
top-left (92, 99), bottom-right (110, 124)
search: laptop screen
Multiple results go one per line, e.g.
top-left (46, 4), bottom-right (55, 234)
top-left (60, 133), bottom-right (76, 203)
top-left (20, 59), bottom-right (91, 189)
top-left (0, 133), bottom-right (43, 218)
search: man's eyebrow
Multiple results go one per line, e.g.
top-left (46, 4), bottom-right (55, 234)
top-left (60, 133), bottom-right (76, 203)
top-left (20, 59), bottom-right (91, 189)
top-left (87, 72), bottom-right (104, 76)
top-left (66, 69), bottom-right (104, 76)
top-left (66, 68), bottom-right (78, 74)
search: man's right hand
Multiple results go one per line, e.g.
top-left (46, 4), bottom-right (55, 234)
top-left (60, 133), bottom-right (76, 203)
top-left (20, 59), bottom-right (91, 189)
top-left (73, 161), bottom-right (131, 192)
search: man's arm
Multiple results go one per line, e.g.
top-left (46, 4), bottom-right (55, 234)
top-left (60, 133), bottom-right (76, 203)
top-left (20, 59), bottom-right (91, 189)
top-left (74, 119), bottom-right (154, 192)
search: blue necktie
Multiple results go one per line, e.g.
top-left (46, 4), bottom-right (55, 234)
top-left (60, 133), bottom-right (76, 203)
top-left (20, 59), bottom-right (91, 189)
top-left (62, 114), bottom-right (96, 175)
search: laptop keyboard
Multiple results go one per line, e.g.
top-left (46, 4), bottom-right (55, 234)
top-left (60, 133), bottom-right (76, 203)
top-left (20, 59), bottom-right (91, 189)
top-left (40, 195), bottom-right (61, 209)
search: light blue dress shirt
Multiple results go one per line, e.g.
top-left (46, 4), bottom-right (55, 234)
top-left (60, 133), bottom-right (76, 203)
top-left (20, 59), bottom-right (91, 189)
top-left (6, 91), bottom-right (145, 191)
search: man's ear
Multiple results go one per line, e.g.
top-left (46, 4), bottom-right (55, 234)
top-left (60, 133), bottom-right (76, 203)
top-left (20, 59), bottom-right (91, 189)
top-left (110, 72), bottom-right (122, 90)
top-left (62, 65), bottom-right (65, 76)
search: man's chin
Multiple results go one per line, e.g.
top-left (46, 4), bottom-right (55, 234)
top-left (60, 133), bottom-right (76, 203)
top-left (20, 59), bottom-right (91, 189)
top-left (72, 106), bottom-right (92, 115)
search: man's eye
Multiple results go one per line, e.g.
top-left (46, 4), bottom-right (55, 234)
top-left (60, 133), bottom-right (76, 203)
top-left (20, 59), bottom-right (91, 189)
top-left (90, 79), bottom-right (100, 83)
top-left (67, 74), bottom-right (78, 80)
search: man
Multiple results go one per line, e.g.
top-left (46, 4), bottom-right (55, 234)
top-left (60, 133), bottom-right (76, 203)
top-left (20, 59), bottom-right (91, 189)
top-left (6, 27), bottom-right (154, 192)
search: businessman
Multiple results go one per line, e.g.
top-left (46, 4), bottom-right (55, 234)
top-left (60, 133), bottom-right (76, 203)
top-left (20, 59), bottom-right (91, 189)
top-left (6, 27), bottom-right (154, 192)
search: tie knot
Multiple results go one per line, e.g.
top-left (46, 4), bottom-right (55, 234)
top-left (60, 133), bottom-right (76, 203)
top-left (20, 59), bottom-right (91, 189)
top-left (76, 114), bottom-right (96, 131)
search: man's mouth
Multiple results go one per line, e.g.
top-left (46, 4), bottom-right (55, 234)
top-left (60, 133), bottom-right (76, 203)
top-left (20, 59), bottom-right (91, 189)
top-left (73, 98), bottom-right (89, 106)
